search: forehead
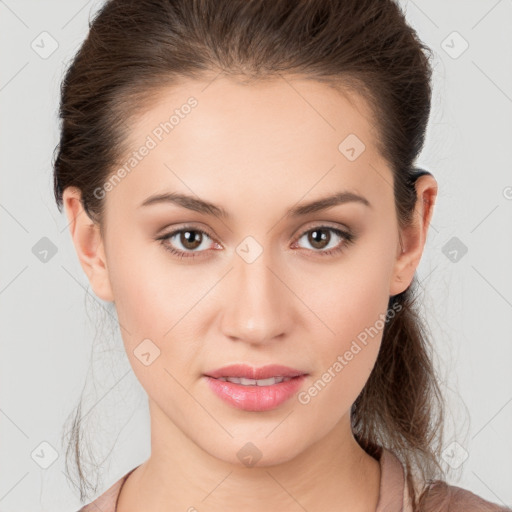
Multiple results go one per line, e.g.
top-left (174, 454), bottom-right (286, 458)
top-left (106, 76), bottom-right (392, 214)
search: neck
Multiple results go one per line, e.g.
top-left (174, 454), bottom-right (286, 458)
top-left (117, 400), bottom-right (381, 512)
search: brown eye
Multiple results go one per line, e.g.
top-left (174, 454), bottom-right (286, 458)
top-left (307, 228), bottom-right (331, 250)
top-left (294, 225), bottom-right (355, 257)
top-left (179, 230), bottom-right (204, 250)
top-left (157, 226), bottom-right (216, 259)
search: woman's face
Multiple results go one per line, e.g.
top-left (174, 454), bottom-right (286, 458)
top-left (72, 76), bottom-right (426, 466)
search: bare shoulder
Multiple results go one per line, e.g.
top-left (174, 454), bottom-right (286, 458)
top-left (73, 464), bottom-right (139, 512)
top-left (419, 480), bottom-right (512, 512)
top-left (73, 476), bottom-right (125, 512)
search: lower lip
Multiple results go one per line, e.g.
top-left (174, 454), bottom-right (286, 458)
top-left (204, 375), bottom-right (307, 412)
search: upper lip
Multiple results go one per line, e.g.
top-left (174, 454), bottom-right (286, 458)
top-left (204, 364), bottom-right (308, 380)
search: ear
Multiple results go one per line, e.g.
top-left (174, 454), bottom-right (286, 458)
top-left (62, 187), bottom-right (115, 302)
top-left (389, 173), bottom-right (438, 297)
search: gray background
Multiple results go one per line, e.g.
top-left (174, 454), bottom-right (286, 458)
top-left (1, 0), bottom-right (511, 510)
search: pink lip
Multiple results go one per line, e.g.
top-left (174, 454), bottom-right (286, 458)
top-left (204, 375), bottom-right (307, 412)
top-left (204, 364), bottom-right (307, 380)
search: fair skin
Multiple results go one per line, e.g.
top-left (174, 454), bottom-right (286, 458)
top-left (63, 75), bottom-right (437, 512)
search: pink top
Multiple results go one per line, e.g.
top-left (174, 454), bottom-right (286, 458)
top-left (78, 446), bottom-right (511, 511)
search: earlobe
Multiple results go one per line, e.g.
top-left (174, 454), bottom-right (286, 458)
top-left (62, 187), bottom-right (115, 303)
top-left (389, 174), bottom-right (438, 297)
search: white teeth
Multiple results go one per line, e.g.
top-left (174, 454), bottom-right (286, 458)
top-left (217, 376), bottom-right (293, 386)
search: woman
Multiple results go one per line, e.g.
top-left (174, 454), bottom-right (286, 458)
top-left (53, 0), bottom-right (510, 510)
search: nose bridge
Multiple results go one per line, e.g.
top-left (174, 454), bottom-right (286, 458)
top-left (219, 242), bottom-right (289, 344)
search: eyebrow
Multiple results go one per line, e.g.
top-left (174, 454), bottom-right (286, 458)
top-left (138, 190), bottom-right (371, 218)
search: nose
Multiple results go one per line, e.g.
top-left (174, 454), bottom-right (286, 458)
top-left (219, 248), bottom-right (293, 345)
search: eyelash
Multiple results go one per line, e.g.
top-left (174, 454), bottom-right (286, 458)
top-left (156, 225), bottom-right (355, 260)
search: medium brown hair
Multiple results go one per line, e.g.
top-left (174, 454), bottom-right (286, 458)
top-left (53, 0), bottom-right (448, 507)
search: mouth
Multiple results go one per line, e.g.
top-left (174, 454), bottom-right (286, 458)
top-left (204, 363), bottom-right (308, 381)
top-left (213, 376), bottom-right (297, 386)
top-left (203, 367), bottom-right (308, 412)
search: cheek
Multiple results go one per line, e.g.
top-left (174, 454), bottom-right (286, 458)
top-left (303, 245), bottom-right (394, 346)
top-left (297, 242), bottom-right (394, 401)
top-left (315, 285), bottom-right (386, 394)
top-left (107, 234), bottom-right (194, 330)
top-left (295, 288), bottom-right (387, 421)
top-left (106, 237), bottom-right (211, 382)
